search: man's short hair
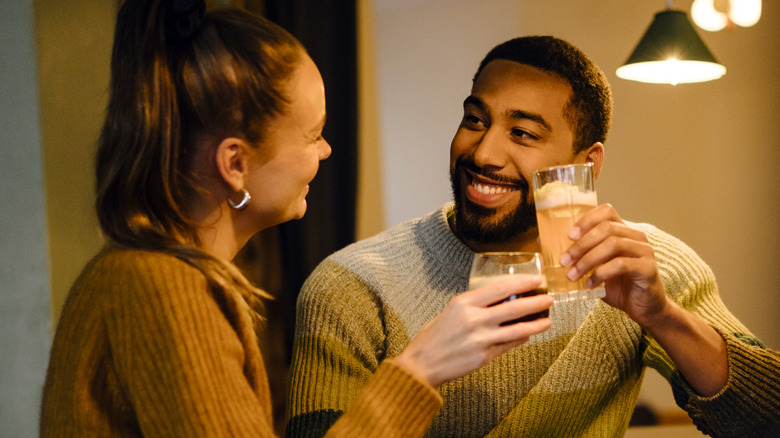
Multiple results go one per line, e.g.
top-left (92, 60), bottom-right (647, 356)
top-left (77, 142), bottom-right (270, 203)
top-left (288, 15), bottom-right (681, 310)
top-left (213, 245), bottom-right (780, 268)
top-left (474, 36), bottom-right (613, 153)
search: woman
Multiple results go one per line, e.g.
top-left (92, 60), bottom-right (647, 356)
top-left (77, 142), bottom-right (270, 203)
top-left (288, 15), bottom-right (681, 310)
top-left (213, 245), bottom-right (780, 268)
top-left (39, 0), bottom-right (553, 436)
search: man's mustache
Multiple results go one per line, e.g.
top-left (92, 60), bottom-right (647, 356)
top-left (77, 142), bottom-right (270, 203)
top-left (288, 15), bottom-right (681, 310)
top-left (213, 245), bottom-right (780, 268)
top-left (456, 156), bottom-right (529, 189)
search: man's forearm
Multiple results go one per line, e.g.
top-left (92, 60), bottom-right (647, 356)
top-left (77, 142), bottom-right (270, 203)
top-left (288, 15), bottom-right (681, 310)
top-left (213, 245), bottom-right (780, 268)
top-left (645, 301), bottom-right (728, 397)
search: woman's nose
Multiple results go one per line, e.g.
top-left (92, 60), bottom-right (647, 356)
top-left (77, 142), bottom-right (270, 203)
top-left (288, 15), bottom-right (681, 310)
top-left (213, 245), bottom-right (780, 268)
top-left (319, 138), bottom-right (332, 160)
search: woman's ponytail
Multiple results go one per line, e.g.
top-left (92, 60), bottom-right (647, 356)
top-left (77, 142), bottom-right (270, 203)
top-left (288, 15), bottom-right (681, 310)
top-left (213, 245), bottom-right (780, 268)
top-left (163, 0), bottom-right (206, 45)
top-left (95, 0), bottom-right (305, 323)
top-left (97, 0), bottom-right (197, 249)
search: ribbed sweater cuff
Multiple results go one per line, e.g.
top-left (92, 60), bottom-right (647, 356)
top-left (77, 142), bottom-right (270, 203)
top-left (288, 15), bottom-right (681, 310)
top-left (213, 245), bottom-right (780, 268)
top-left (325, 359), bottom-right (443, 438)
top-left (672, 328), bottom-right (779, 436)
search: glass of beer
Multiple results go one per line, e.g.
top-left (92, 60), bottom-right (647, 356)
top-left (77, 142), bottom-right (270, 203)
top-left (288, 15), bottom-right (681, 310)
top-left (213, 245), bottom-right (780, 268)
top-left (532, 163), bottom-right (605, 303)
top-left (469, 252), bottom-right (548, 324)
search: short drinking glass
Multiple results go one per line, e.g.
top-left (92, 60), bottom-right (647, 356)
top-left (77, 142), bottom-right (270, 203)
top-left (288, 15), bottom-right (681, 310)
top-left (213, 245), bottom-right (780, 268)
top-left (469, 252), bottom-right (549, 324)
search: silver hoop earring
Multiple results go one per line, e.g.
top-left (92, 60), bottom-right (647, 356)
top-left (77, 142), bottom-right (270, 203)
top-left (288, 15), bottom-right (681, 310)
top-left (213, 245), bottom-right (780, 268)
top-left (227, 189), bottom-right (251, 211)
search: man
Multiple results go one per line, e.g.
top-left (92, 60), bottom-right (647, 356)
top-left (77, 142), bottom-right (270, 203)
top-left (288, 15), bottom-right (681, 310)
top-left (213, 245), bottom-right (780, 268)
top-left (286, 36), bottom-right (778, 437)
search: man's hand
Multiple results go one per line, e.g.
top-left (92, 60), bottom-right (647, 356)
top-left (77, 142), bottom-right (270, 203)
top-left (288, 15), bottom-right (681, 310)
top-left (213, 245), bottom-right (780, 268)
top-left (560, 203), bottom-right (728, 396)
top-left (559, 203), bottom-right (671, 328)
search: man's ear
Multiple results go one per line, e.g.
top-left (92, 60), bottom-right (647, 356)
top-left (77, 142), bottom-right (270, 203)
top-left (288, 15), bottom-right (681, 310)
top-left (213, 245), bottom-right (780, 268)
top-left (214, 137), bottom-right (251, 192)
top-left (578, 142), bottom-right (604, 180)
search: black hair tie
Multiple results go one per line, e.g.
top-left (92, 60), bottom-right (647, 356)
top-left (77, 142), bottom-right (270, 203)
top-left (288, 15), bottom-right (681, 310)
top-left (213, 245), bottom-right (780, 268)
top-left (164, 0), bottom-right (206, 44)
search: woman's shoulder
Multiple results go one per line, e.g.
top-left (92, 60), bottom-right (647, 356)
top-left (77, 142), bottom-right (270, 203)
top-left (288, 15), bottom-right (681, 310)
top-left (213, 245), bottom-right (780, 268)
top-left (73, 247), bottom-right (207, 301)
top-left (87, 246), bottom-right (194, 272)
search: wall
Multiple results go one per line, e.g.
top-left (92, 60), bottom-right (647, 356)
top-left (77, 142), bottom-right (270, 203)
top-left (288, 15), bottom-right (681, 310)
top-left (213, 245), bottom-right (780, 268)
top-left (0, 1), bottom-right (52, 435)
top-left (370, 0), bottom-right (779, 417)
top-left (0, 0), bottom-right (51, 437)
top-left (356, 0), bottom-right (386, 238)
top-left (0, 0), bottom-right (116, 434)
top-left (36, 0), bottom-right (116, 325)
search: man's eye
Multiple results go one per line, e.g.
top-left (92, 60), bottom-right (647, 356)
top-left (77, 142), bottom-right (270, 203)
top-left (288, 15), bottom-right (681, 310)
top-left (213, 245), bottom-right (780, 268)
top-left (511, 128), bottom-right (538, 141)
top-left (464, 114), bottom-right (486, 128)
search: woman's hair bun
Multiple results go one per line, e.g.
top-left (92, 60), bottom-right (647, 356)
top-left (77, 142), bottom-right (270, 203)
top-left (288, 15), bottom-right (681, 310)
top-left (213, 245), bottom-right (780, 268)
top-left (164, 0), bottom-right (206, 44)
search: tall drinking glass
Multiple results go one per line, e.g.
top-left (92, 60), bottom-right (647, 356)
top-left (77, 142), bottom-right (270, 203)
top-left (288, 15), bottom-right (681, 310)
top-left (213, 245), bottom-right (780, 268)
top-left (532, 163), bottom-right (605, 303)
top-left (469, 252), bottom-right (548, 324)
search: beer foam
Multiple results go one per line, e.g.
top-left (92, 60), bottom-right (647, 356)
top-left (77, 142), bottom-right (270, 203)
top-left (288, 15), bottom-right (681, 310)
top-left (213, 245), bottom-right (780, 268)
top-left (534, 181), bottom-right (597, 210)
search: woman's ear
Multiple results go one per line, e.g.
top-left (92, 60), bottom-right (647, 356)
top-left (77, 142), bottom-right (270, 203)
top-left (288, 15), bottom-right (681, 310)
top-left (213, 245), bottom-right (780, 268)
top-left (214, 137), bottom-right (251, 192)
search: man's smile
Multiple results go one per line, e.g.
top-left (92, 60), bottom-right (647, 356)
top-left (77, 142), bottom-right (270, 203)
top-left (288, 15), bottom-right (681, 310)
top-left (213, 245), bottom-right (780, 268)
top-left (465, 169), bottom-right (521, 207)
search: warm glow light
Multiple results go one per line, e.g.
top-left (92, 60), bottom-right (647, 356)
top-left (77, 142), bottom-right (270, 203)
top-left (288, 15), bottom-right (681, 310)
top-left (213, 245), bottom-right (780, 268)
top-left (616, 59), bottom-right (727, 85)
top-left (618, 9), bottom-right (726, 85)
top-left (692, 0), bottom-right (762, 31)
top-left (730, 0), bottom-right (761, 27)
top-left (691, 0), bottom-right (728, 31)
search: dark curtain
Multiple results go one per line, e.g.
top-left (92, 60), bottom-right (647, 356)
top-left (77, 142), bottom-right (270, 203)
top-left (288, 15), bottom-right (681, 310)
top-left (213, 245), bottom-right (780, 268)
top-left (264, 0), bottom-right (358, 359)
top-left (232, 0), bottom-right (358, 432)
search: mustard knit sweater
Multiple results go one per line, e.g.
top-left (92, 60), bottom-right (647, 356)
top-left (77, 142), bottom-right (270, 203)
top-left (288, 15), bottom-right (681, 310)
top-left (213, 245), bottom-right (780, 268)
top-left (40, 248), bottom-right (442, 437)
top-left (287, 203), bottom-right (779, 437)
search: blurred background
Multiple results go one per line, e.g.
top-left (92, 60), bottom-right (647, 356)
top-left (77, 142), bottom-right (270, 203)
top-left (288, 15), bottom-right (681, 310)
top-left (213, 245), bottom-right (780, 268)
top-left (2, 0), bottom-right (777, 435)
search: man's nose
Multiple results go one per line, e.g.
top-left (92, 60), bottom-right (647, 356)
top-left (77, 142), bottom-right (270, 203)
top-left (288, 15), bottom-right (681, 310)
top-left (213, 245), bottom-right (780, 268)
top-left (471, 127), bottom-right (507, 169)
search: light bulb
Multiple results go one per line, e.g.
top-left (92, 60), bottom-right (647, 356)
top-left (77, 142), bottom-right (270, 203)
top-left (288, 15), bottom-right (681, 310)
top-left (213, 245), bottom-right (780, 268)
top-left (729, 0), bottom-right (761, 27)
top-left (616, 58), bottom-right (726, 85)
top-left (692, 0), bottom-right (728, 32)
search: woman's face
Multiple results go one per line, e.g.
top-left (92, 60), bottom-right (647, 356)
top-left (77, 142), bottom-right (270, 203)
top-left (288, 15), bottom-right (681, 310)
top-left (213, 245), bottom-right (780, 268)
top-left (245, 55), bottom-right (331, 230)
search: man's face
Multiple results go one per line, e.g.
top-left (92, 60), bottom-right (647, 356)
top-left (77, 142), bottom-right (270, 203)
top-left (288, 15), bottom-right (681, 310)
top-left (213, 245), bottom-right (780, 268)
top-left (449, 59), bottom-right (580, 247)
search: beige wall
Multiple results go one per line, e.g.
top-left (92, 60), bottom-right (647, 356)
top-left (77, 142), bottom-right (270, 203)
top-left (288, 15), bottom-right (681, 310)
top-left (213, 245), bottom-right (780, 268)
top-left (36, 0), bottom-right (117, 323)
top-left (356, 0), bottom-right (386, 238)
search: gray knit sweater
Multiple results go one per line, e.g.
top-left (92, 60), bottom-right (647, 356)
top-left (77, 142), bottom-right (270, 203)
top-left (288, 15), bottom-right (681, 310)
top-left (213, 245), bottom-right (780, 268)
top-left (287, 203), bottom-right (778, 437)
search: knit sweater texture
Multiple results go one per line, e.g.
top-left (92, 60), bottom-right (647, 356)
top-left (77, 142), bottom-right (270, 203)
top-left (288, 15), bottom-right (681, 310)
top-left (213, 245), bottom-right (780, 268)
top-left (40, 248), bottom-right (442, 437)
top-left (287, 203), bottom-right (779, 437)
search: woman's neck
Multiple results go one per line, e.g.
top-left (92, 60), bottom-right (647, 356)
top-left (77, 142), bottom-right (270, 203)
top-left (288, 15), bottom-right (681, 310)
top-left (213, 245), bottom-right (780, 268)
top-left (191, 198), bottom-right (246, 262)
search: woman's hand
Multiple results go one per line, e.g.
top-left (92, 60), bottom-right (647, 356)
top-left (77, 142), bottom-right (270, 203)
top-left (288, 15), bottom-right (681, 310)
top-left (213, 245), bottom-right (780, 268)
top-left (395, 275), bottom-right (553, 387)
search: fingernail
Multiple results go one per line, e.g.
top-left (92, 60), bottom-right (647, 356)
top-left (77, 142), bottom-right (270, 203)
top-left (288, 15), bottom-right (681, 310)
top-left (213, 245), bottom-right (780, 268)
top-left (560, 253), bottom-right (572, 267)
top-left (569, 226), bottom-right (581, 240)
top-left (567, 267), bottom-right (578, 280)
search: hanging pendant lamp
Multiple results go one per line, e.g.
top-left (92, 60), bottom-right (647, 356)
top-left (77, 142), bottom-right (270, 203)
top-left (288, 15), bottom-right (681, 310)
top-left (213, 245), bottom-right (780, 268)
top-left (616, 7), bottom-right (726, 85)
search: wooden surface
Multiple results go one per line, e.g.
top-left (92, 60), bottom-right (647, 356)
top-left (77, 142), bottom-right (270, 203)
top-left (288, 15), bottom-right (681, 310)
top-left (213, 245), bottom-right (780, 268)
top-left (625, 425), bottom-right (706, 437)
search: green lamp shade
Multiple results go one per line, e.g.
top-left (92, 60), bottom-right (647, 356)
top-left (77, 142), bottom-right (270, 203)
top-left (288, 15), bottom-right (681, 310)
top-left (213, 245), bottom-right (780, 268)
top-left (616, 9), bottom-right (726, 84)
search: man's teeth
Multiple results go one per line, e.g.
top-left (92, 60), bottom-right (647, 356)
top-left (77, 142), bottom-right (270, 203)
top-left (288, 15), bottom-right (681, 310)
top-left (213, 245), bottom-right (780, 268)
top-left (473, 182), bottom-right (517, 195)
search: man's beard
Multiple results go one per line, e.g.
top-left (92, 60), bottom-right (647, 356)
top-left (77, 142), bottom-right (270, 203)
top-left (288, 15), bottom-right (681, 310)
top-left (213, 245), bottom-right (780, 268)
top-left (450, 158), bottom-right (537, 244)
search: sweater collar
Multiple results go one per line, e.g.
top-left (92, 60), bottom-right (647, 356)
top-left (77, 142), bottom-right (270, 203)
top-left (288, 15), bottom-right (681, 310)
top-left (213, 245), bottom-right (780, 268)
top-left (416, 202), bottom-right (475, 284)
